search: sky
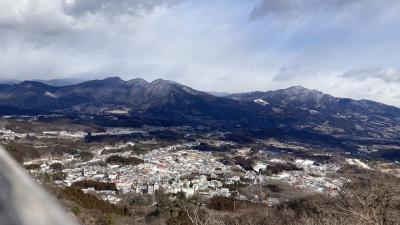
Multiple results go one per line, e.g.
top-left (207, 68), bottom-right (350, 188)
top-left (1, 0), bottom-right (400, 106)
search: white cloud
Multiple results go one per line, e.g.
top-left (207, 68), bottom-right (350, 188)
top-left (340, 68), bottom-right (400, 83)
top-left (0, 1), bottom-right (399, 106)
top-left (272, 65), bottom-right (316, 81)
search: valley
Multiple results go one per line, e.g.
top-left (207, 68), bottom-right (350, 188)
top-left (0, 78), bottom-right (399, 225)
top-left (1, 111), bottom-right (399, 225)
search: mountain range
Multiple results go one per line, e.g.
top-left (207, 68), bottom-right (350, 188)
top-left (1, 77), bottom-right (400, 144)
top-left (0, 78), bottom-right (86, 86)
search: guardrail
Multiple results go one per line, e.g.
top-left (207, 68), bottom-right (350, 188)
top-left (0, 147), bottom-right (78, 225)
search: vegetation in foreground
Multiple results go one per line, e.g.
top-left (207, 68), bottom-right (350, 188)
top-left (50, 169), bottom-right (399, 225)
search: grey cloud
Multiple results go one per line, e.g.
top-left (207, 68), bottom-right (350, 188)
top-left (62, 0), bottom-right (184, 17)
top-left (273, 65), bottom-right (313, 81)
top-left (340, 68), bottom-right (400, 83)
top-left (0, 1), bottom-right (399, 107)
top-left (249, 0), bottom-right (374, 20)
top-left (0, 2), bottom-right (80, 44)
top-left (275, 67), bottom-right (400, 84)
top-left (250, 0), bottom-right (294, 20)
top-left (164, 65), bottom-right (188, 79)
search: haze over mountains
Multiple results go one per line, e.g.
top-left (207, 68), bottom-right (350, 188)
top-left (0, 78), bottom-right (86, 87)
top-left (0, 77), bottom-right (399, 144)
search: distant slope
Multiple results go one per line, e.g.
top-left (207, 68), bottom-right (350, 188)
top-left (0, 79), bottom-right (20, 85)
top-left (229, 86), bottom-right (400, 139)
top-left (33, 78), bottom-right (86, 86)
top-left (0, 78), bottom-right (399, 141)
top-left (207, 91), bottom-right (231, 97)
top-left (0, 78), bottom-right (86, 86)
top-left (0, 105), bottom-right (48, 116)
top-left (0, 77), bottom-right (263, 125)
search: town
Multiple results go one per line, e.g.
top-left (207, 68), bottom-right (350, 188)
top-left (0, 119), bottom-right (358, 205)
top-left (1, 115), bottom-right (400, 225)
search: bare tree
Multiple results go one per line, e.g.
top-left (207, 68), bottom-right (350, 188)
top-left (333, 176), bottom-right (400, 225)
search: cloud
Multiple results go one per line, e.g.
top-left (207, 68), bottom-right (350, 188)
top-left (0, 1), bottom-right (75, 35)
top-left (62, 0), bottom-right (184, 17)
top-left (340, 68), bottom-right (400, 83)
top-left (249, 0), bottom-right (381, 20)
top-left (0, 1), bottom-right (399, 107)
top-left (249, 0), bottom-right (295, 20)
top-left (0, 0), bottom-right (185, 40)
top-left (274, 67), bottom-right (400, 84)
top-left (272, 65), bottom-right (314, 81)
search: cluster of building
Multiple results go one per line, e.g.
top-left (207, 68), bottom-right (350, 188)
top-left (0, 128), bottom-right (28, 140)
top-left (11, 126), bottom-right (350, 204)
top-left (265, 158), bottom-right (344, 194)
top-left (25, 142), bottom-right (240, 203)
top-left (25, 140), bottom-right (349, 205)
top-left (0, 128), bottom-right (87, 141)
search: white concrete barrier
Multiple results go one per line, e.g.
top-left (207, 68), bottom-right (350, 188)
top-left (0, 147), bottom-right (78, 225)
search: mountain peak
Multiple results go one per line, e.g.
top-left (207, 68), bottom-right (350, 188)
top-left (286, 85), bottom-right (308, 91)
top-left (151, 79), bottom-right (176, 85)
top-left (284, 86), bottom-right (321, 95)
top-left (128, 78), bottom-right (148, 84)
top-left (19, 80), bottom-right (53, 89)
top-left (229, 85), bottom-right (335, 108)
top-left (150, 79), bottom-right (182, 90)
top-left (103, 77), bottom-right (124, 83)
top-left (278, 86), bottom-right (328, 102)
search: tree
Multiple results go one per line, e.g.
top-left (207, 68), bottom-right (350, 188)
top-left (99, 214), bottom-right (114, 225)
top-left (333, 174), bottom-right (400, 225)
top-left (50, 162), bottom-right (63, 171)
top-left (71, 206), bottom-right (81, 216)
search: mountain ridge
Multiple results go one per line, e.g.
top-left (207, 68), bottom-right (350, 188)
top-left (0, 77), bottom-right (399, 142)
top-left (3, 77), bottom-right (398, 109)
